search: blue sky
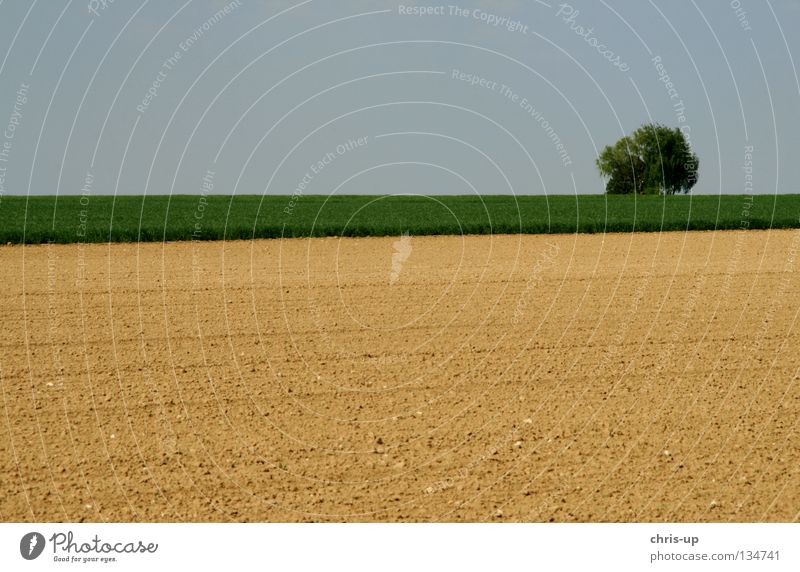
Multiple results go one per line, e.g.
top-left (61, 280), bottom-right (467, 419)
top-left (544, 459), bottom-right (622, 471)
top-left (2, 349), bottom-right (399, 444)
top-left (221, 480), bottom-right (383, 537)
top-left (0, 0), bottom-right (797, 196)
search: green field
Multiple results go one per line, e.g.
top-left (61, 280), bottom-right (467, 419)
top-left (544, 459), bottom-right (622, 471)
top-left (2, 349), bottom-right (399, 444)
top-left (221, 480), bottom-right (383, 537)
top-left (1, 194), bottom-right (799, 244)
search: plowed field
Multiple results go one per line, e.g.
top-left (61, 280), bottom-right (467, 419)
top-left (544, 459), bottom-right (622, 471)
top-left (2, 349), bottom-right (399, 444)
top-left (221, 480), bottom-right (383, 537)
top-left (2, 230), bottom-right (799, 522)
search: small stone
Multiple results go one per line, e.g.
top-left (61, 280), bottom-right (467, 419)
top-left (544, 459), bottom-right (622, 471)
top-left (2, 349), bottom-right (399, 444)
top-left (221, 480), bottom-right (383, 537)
top-left (513, 441), bottom-right (523, 448)
top-left (495, 508), bottom-right (503, 517)
top-left (663, 450), bottom-right (671, 457)
top-left (709, 500), bottom-right (719, 508)
top-left (46, 382), bottom-right (54, 387)
top-left (523, 418), bottom-right (533, 424)
top-left (110, 434), bottom-right (116, 439)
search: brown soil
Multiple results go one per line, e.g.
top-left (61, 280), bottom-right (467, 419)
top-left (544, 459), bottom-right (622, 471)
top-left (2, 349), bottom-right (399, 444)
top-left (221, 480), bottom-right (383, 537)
top-left (1, 230), bottom-right (799, 522)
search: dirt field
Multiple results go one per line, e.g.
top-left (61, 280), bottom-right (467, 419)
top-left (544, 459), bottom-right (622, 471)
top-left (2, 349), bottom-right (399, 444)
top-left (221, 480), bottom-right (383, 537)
top-left (1, 230), bottom-right (799, 522)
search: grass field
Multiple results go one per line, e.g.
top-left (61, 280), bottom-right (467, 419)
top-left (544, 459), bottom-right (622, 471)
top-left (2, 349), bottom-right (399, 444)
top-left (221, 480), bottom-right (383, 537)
top-left (1, 194), bottom-right (799, 244)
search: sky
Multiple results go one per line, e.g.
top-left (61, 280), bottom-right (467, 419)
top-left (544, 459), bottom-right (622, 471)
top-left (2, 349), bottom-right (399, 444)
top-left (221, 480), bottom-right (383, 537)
top-left (0, 0), bottom-right (797, 197)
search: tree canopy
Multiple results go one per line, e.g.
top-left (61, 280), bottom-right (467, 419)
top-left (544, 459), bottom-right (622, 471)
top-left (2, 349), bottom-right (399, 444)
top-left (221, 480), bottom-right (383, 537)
top-left (596, 123), bottom-right (699, 195)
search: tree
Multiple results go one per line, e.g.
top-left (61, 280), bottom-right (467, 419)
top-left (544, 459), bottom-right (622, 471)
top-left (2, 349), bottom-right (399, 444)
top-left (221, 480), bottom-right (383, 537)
top-left (596, 123), bottom-right (699, 195)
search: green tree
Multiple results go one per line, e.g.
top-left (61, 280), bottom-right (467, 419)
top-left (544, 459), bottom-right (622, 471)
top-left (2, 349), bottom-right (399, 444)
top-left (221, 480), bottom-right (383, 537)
top-left (596, 123), bottom-right (699, 195)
